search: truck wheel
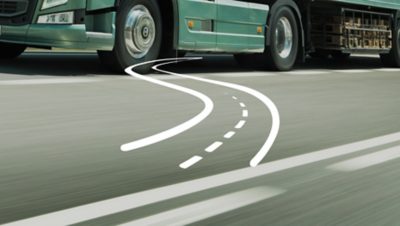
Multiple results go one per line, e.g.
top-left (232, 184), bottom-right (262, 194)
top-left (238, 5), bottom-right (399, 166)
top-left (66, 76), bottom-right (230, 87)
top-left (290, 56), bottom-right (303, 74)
top-left (0, 42), bottom-right (26, 59)
top-left (98, 0), bottom-right (162, 73)
top-left (264, 6), bottom-right (299, 71)
top-left (380, 23), bottom-right (400, 67)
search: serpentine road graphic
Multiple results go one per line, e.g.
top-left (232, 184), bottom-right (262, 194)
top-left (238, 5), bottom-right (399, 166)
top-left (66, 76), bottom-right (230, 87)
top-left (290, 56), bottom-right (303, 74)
top-left (122, 57), bottom-right (281, 168)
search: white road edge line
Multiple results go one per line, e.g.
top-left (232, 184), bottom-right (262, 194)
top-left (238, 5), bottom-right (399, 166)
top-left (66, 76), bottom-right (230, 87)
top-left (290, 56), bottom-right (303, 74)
top-left (153, 59), bottom-right (280, 167)
top-left (0, 78), bottom-right (101, 86)
top-left (374, 68), bottom-right (400, 72)
top-left (118, 187), bottom-right (285, 226)
top-left (333, 69), bottom-right (371, 73)
top-left (284, 70), bottom-right (329, 75)
top-left (120, 58), bottom-right (214, 152)
top-left (205, 141), bottom-right (224, 153)
top-left (179, 156), bottom-right (203, 169)
top-left (224, 131), bottom-right (236, 139)
top-left (327, 145), bottom-right (400, 172)
top-left (6, 131), bottom-right (400, 226)
top-left (235, 120), bottom-right (246, 129)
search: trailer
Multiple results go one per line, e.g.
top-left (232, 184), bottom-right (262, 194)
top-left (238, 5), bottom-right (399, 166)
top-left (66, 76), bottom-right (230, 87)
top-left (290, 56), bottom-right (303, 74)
top-left (0, 0), bottom-right (399, 73)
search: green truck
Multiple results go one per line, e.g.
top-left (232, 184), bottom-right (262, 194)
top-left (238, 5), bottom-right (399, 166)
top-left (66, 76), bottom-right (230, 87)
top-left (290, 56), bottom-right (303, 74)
top-left (0, 0), bottom-right (399, 73)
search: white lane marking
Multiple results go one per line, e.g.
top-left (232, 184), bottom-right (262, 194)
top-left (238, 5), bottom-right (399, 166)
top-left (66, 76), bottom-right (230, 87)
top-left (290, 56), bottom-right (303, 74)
top-left (284, 70), bottom-right (329, 75)
top-left (232, 96), bottom-right (238, 100)
top-left (240, 102), bottom-right (246, 108)
top-left (121, 58), bottom-right (214, 152)
top-left (333, 69), bottom-right (371, 73)
top-left (0, 78), bottom-right (101, 85)
top-left (7, 131), bottom-right (400, 226)
top-left (205, 141), bottom-right (224, 153)
top-left (153, 59), bottom-right (280, 167)
top-left (179, 156), bottom-right (203, 169)
top-left (119, 187), bottom-right (285, 226)
top-left (327, 145), bottom-right (400, 172)
top-left (235, 120), bottom-right (246, 129)
top-left (224, 131), bottom-right (236, 139)
top-left (374, 68), bottom-right (400, 72)
top-left (242, 110), bottom-right (249, 118)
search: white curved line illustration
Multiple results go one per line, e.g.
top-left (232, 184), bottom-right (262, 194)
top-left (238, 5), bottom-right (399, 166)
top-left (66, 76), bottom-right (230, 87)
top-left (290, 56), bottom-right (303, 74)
top-left (121, 57), bottom-right (213, 152)
top-left (153, 60), bottom-right (280, 167)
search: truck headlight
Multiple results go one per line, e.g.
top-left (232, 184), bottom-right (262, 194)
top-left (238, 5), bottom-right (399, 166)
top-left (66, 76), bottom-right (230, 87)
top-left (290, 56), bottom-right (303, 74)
top-left (37, 11), bottom-right (74, 24)
top-left (41, 0), bottom-right (68, 10)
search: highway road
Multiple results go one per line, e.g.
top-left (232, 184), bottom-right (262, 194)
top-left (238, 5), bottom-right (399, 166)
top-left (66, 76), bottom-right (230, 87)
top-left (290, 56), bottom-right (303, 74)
top-left (1, 53), bottom-right (400, 226)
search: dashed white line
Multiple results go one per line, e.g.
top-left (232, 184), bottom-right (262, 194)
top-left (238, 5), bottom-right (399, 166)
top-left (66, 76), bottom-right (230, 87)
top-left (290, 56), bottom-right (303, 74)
top-left (224, 131), bottom-right (236, 139)
top-left (240, 102), bottom-right (246, 108)
top-left (121, 58), bottom-right (214, 152)
top-left (235, 120), bottom-right (246, 129)
top-left (179, 156), bottom-right (203, 169)
top-left (232, 96), bottom-right (238, 100)
top-left (119, 187), bottom-right (285, 226)
top-left (242, 110), bottom-right (249, 118)
top-left (205, 141), bottom-right (224, 153)
top-left (327, 145), bottom-right (400, 172)
top-left (153, 58), bottom-right (280, 167)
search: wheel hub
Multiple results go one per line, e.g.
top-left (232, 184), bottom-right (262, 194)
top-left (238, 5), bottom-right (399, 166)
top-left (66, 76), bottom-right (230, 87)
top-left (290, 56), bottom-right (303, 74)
top-left (275, 17), bottom-right (293, 59)
top-left (124, 5), bottom-right (156, 59)
top-left (142, 26), bottom-right (150, 38)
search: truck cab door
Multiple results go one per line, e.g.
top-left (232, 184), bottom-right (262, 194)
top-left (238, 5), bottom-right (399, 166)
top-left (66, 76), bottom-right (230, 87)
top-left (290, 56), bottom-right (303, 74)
top-left (215, 0), bottom-right (269, 52)
top-left (177, 0), bottom-right (217, 51)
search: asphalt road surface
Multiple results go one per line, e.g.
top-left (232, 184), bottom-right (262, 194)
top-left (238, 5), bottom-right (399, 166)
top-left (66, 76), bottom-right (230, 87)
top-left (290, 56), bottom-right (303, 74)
top-left (1, 53), bottom-right (400, 226)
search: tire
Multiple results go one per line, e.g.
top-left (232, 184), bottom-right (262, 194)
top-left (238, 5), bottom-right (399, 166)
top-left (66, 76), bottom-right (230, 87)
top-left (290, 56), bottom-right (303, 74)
top-left (380, 21), bottom-right (400, 67)
top-left (264, 6), bottom-right (299, 71)
top-left (0, 42), bottom-right (26, 59)
top-left (98, 0), bottom-right (162, 74)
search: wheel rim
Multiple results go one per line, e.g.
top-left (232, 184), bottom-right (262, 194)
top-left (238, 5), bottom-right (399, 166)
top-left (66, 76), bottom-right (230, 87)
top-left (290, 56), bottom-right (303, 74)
top-left (275, 17), bottom-right (293, 59)
top-left (124, 5), bottom-right (156, 59)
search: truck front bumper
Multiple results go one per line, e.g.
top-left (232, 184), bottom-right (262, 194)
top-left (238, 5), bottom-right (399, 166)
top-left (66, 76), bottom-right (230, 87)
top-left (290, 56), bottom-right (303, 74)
top-left (0, 24), bottom-right (114, 50)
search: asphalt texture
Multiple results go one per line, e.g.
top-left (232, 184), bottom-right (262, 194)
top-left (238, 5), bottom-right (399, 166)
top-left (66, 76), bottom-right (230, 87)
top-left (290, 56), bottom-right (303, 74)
top-left (1, 53), bottom-right (400, 226)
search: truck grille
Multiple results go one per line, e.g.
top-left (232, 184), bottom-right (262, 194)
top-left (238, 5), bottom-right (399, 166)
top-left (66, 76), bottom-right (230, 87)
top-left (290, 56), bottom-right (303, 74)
top-left (0, 0), bottom-right (28, 17)
top-left (0, 0), bottom-right (37, 25)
